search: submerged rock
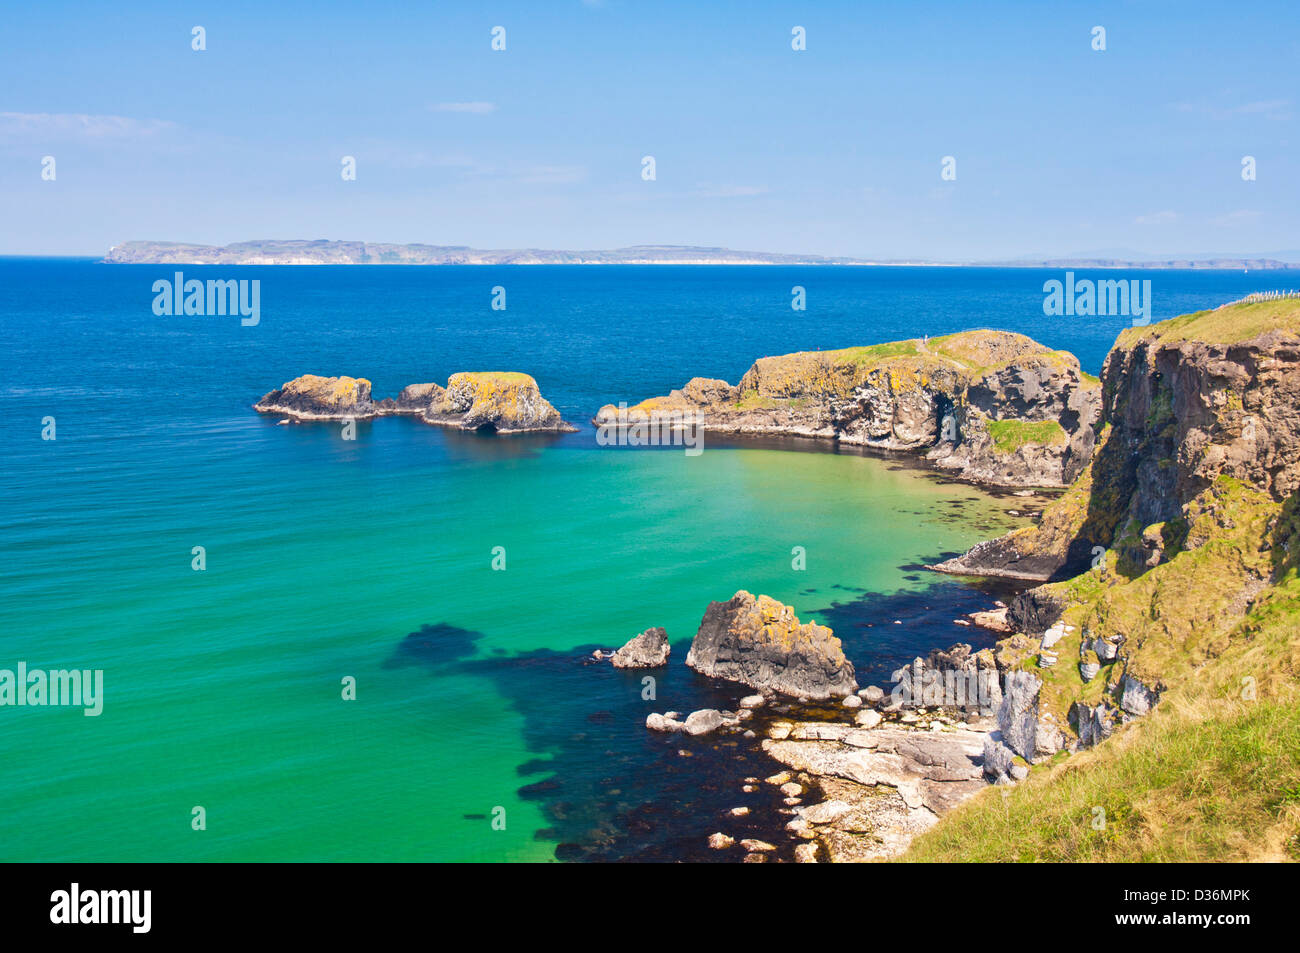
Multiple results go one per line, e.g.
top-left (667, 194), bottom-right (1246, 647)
top-left (685, 590), bottom-right (857, 699)
top-left (611, 626), bottom-right (671, 668)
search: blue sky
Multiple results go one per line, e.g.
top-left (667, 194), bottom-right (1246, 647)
top-left (2, 0), bottom-right (1297, 258)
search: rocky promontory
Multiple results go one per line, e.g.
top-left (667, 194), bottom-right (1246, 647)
top-left (255, 372), bottom-right (575, 432)
top-left (595, 330), bottom-right (1101, 488)
top-left (686, 591), bottom-right (857, 699)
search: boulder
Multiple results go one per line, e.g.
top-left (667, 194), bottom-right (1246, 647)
top-left (859, 685), bottom-right (885, 705)
top-left (683, 709), bottom-right (725, 736)
top-left (1119, 674), bottom-right (1160, 716)
top-left (610, 626), bottom-right (671, 669)
top-left (982, 735), bottom-right (1015, 782)
top-left (645, 712), bottom-right (685, 732)
top-left (685, 591), bottom-right (857, 699)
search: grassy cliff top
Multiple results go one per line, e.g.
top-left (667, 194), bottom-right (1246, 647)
top-left (1118, 297), bottom-right (1300, 347)
top-left (740, 329), bottom-right (1089, 400)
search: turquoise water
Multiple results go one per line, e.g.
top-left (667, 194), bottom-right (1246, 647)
top-left (0, 261), bottom-right (1276, 860)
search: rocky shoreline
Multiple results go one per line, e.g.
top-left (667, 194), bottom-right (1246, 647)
top-left (590, 589), bottom-right (1028, 861)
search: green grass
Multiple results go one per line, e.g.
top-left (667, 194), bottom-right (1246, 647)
top-left (832, 340), bottom-right (919, 368)
top-left (987, 418), bottom-right (1067, 453)
top-left (1119, 298), bottom-right (1300, 347)
top-left (901, 481), bottom-right (1300, 863)
top-left (902, 693), bottom-right (1300, 862)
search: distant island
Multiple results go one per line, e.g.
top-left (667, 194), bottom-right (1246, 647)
top-left (102, 240), bottom-right (1300, 270)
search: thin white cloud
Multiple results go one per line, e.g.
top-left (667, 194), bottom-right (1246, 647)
top-left (1174, 99), bottom-right (1291, 121)
top-left (429, 102), bottom-right (497, 114)
top-left (1135, 210), bottom-right (1178, 226)
top-left (0, 111), bottom-right (177, 141)
top-left (696, 184), bottom-right (770, 198)
top-left (1211, 209), bottom-right (1263, 227)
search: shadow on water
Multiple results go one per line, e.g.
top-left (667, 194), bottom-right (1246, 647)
top-left (807, 574), bottom-right (1025, 688)
top-left (384, 567), bottom-right (1030, 862)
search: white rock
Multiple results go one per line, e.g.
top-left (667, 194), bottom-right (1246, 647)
top-left (854, 709), bottom-right (883, 729)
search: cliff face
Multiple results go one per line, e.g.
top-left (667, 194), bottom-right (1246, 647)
top-left (936, 301), bottom-right (1300, 580)
top-left (595, 330), bottom-right (1100, 488)
top-left (933, 300), bottom-right (1300, 769)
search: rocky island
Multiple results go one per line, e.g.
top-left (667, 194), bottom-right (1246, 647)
top-left (255, 371), bottom-right (576, 433)
top-left (596, 329), bottom-right (1101, 488)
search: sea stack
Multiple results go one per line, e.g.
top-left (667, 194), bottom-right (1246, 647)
top-left (686, 591), bottom-right (857, 699)
top-left (420, 372), bottom-right (577, 433)
top-left (254, 374), bottom-right (378, 420)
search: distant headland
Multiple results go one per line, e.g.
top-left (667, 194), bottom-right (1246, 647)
top-left (102, 240), bottom-right (1300, 270)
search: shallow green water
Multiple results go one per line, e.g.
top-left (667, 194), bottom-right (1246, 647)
top-left (1, 422), bottom-right (1018, 861)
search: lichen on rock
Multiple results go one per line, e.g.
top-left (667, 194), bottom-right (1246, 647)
top-left (423, 372), bottom-right (577, 433)
top-left (685, 591), bottom-right (857, 699)
top-left (254, 374), bottom-right (378, 420)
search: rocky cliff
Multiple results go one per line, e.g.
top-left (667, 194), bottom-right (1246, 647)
top-left (256, 372), bottom-right (575, 432)
top-left (931, 299), bottom-right (1300, 777)
top-left (595, 330), bottom-right (1101, 488)
top-left (934, 299), bottom-right (1300, 581)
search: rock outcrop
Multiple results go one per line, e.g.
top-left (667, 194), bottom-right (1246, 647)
top-left (254, 374), bottom-right (378, 420)
top-left (931, 298), bottom-right (1300, 763)
top-left (763, 720), bottom-right (992, 860)
top-left (256, 372), bottom-right (575, 432)
top-left (611, 627), bottom-right (671, 668)
top-left (422, 372), bottom-right (576, 433)
top-left (595, 330), bottom-right (1101, 488)
top-left (382, 382), bottom-right (447, 414)
top-left (686, 591), bottom-right (857, 699)
top-left (934, 301), bottom-right (1300, 580)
